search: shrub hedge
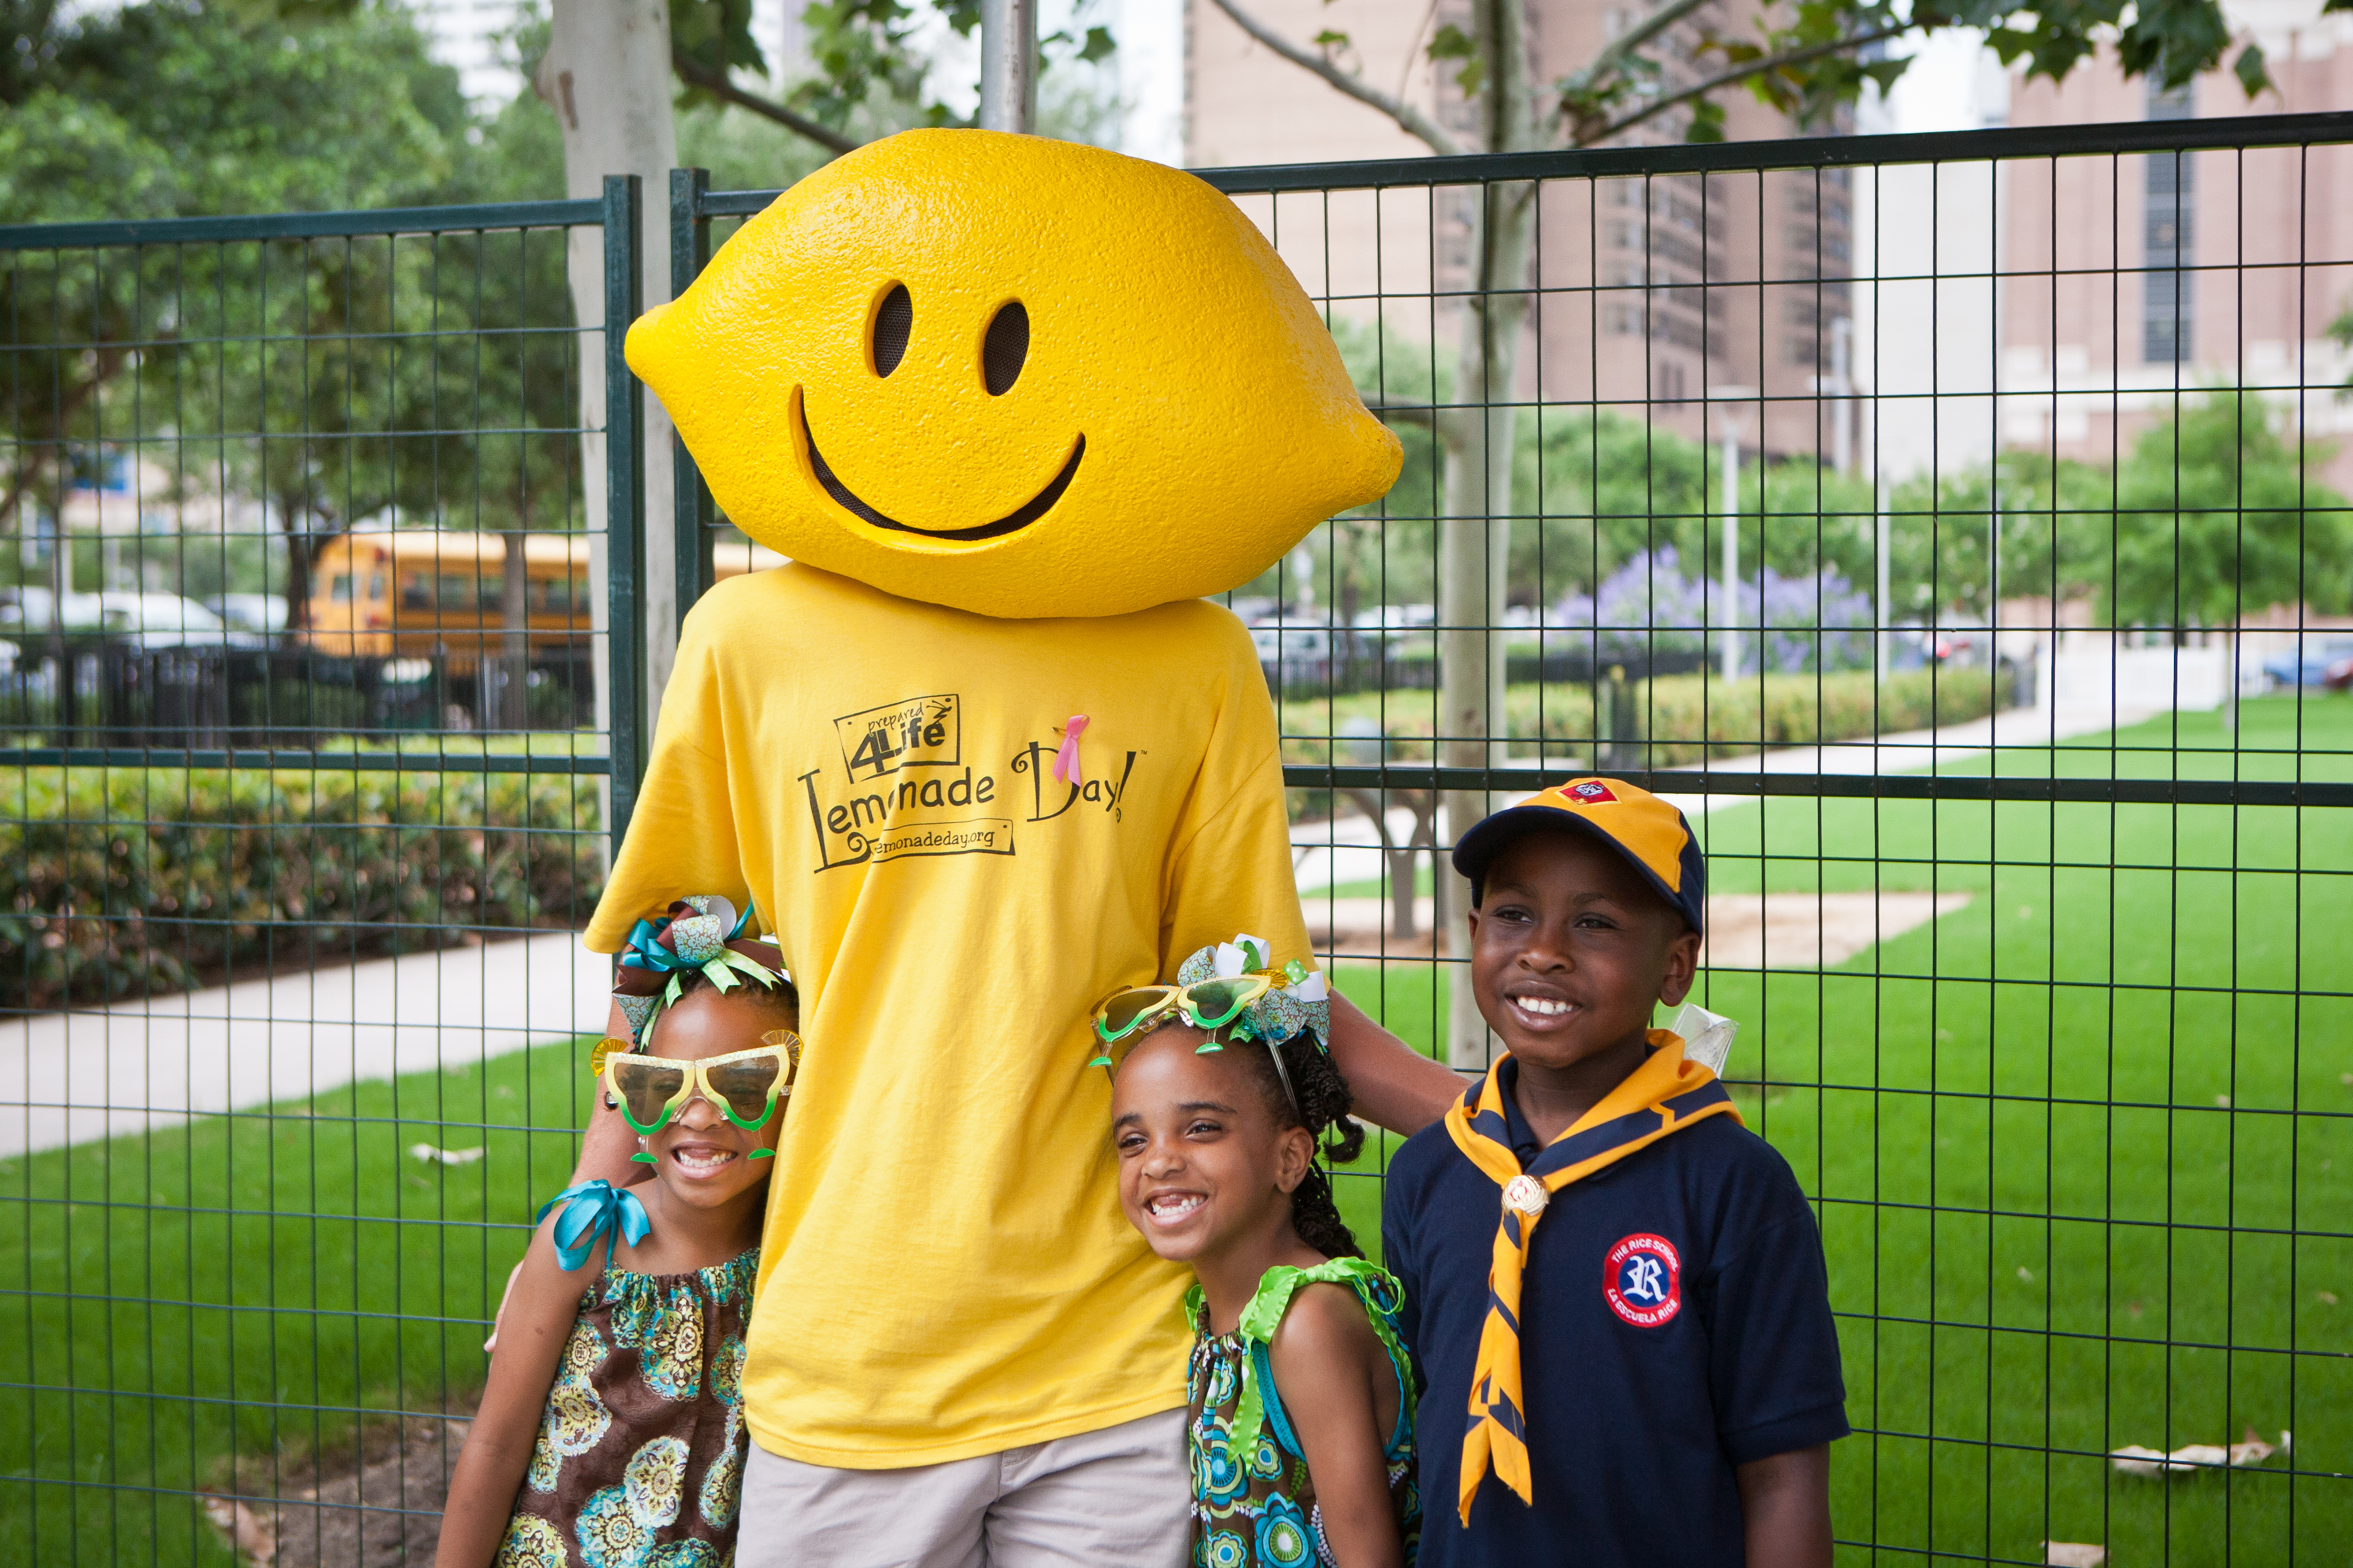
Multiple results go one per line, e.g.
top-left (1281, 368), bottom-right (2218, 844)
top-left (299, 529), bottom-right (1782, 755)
top-left (1282, 667), bottom-right (2008, 770)
top-left (1627, 667), bottom-right (2005, 764)
top-left (1, 766), bottom-right (604, 1012)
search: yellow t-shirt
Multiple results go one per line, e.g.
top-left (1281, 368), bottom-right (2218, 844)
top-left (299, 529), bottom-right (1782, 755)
top-left (585, 563), bottom-right (1313, 1467)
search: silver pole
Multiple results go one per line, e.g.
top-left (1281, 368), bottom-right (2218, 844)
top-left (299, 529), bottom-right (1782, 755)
top-left (1707, 388), bottom-right (1753, 685)
top-left (1875, 478), bottom-right (1891, 689)
top-left (1720, 421), bottom-right (1740, 683)
top-left (978, 0), bottom-right (1038, 133)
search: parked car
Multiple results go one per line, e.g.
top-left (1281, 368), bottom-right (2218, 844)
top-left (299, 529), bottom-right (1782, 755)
top-left (206, 593), bottom-right (290, 637)
top-left (92, 592), bottom-right (272, 651)
top-left (0, 587), bottom-right (106, 632)
top-left (2261, 637), bottom-right (2353, 690)
top-left (1250, 620), bottom-right (1376, 688)
top-left (1350, 603), bottom-right (1435, 641)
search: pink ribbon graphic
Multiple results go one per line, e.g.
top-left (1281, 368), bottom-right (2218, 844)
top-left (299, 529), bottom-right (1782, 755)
top-left (1052, 715), bottom-right (1090, 785)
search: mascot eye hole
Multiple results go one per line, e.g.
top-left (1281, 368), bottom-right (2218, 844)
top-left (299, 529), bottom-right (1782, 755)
top-left (982, 302), bottom-right (1029, 396)
top-left (871, 284), bottom-right (912, 377)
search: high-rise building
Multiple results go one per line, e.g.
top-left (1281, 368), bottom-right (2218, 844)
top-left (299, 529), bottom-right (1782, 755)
top-left (1185, 0), bottom-right (1857, 464)
top-left (1996, 4), bottom-right (2353, 492)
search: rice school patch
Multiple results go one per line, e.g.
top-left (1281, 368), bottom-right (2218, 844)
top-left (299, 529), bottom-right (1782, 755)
top-left (1602, 1233), bottom-right (1682, 1328)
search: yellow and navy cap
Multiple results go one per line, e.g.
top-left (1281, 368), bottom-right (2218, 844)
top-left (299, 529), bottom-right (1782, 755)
top-left (1452, 777), bottom-right (1706, 935)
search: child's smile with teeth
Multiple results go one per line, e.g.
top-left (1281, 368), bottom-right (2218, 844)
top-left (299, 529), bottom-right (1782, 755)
top-left (1508, 993), bottom-right (1575, 1022)
top-left (1144, 1190), bottom-right (1208, 1226)
top-left (666, 1142), bottom-right (743, 1178)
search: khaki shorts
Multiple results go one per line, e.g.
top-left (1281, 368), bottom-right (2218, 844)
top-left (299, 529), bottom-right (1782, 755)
top-left (733, 1407), bottom-right (1191, 1568)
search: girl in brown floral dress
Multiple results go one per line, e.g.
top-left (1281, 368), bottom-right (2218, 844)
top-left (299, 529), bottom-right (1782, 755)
top-left (438, 898), bottom-right (800, 1568)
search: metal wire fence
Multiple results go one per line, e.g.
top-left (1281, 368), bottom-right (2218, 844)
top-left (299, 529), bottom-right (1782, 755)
top-left (677, 109), bottom-right (2353, 1566)
top-left (5, 103), bottom-right (2351, 1567)
top-left (0, 181), bottom-right (647, 1563)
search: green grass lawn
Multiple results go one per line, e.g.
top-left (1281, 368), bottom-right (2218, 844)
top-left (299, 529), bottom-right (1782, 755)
top-left (6, 694), bottom-right (2350, 1565)
top-left (1324, 695), bottom-right (2353, 1566)
top-left (0, 1042), bottom-right (593, 1565)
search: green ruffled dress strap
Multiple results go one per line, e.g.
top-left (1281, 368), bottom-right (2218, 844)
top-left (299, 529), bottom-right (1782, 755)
top-left (1225, 1257), bottom-right (1416, 1472)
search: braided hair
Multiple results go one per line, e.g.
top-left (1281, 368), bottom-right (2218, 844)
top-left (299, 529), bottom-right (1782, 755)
top-left (1212, 1024), bottom-right (1367, 1261)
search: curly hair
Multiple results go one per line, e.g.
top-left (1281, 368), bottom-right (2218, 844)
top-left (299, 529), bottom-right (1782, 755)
top-left (1211, 1025), bottom-right (1367, 1261)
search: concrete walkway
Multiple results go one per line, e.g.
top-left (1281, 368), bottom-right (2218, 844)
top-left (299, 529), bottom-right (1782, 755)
top-left (0, 932), bottom-right (610, 1157)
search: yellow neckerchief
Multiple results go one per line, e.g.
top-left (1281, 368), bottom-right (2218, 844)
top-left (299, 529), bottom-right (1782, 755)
top-left (1442, 1030), bottom-right (1742, 1524)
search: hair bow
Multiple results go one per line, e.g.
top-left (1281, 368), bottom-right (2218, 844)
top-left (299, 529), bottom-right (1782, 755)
top-left (615, 895), bottom-right (786, 1044)
top-left (533, 1179), bottom-right (652, 1272)
top-left (1178, 932), bottom-right (1331, 1050)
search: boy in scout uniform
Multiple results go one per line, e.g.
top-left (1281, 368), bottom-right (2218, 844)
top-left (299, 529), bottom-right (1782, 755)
top-left (1384, 779), bottom-right (1848, 1568)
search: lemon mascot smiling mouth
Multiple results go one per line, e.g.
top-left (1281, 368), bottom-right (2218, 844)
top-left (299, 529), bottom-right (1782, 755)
top-left (584, 129), bottom-right (1452, 1557)
top-left (625, 128), bottom-right (1400, 618)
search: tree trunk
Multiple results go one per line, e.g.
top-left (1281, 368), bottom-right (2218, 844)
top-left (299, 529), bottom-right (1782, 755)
top-left (1346, 787), bottom-right (1436, 943)
top-left (538, 0), bottom-right (680, 773)
top-left (1438, 0), bottom-right (1541, 1069)
top-left (502, 531), bottom-right (530, 731)
top-left (280, 510), bottom-right (333, 634)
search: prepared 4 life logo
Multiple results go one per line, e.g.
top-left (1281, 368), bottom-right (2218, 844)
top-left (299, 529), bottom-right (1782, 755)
top-left (1602, 1232), bottom-right (1682, 1327)
top-left (836, 694), bottom-right (959, 782)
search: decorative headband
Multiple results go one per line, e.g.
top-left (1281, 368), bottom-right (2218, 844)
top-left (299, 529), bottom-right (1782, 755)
top-left (613, 895), bottom-right (789, 1047)
top-left (1182, 935), bottom-right (1329, 1117)
top-left (1180, 934), bottom-right (1331, 1051)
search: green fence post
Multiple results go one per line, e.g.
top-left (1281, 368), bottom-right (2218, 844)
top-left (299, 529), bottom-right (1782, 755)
top-left (670, 167), bottom-right (715, 639)
top-left (604, 172), bottom-right (646, 857)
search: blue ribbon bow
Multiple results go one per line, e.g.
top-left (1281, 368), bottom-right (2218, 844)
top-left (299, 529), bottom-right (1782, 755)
top-left (619, 897), bottom-right (756, 975)
top-left (533, 1179), bottom-right (652, 1272)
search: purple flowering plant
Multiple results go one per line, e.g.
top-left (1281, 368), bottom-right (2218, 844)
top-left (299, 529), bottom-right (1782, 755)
top-left (1548, 547), bottom-right (1875, 674)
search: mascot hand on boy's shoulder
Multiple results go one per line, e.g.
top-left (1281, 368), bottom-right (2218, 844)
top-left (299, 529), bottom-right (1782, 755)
top-left (625, 129), bottom-right (1401, 621)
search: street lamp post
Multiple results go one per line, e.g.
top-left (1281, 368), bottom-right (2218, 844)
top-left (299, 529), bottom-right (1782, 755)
top-left (1875, 478), bottom-right (1891, 688)
top-left (978, 0), bottom-right (1038, 133)
top-left (1709, 387), bottom-right (1756, 684)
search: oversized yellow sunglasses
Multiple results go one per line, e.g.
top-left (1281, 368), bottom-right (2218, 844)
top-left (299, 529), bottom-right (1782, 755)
top-left (592, 1030), bottom-right (802, 1155)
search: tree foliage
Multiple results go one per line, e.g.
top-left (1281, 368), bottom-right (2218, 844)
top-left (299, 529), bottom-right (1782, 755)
top-left (667, 0), bottom-right (1119, 152)
top-left (2111, 392), bottom-right (2353, 626)
top-left (1238, 0), bottom-right (2283, 159)
top-left (1324, 328), bottom-right (2345, 632)
top-left (0, 0), bottom-right (578, 620)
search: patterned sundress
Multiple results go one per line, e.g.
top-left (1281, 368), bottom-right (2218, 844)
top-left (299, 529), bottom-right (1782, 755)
top-left (492, 1249), bottom-right (759, 1568)
top-left (1186, 1258), bottom-right (1420, 1568)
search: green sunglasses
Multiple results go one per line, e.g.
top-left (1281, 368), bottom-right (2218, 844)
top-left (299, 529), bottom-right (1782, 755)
top-left (1088, 975), bottom-right (1275, 1069)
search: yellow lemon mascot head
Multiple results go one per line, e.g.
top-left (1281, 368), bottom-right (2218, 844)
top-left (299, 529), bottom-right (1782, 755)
top-left (626, 129), bottom-right (1400, 619)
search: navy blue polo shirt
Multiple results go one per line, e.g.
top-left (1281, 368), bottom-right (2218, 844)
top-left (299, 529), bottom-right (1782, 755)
top-left (1383, 1061), bottom-right (1848, 1567)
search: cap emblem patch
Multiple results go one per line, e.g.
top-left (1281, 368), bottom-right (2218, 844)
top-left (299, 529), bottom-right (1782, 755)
top-left (1568, 781), bottom-right (1617, 803)
top-left (1603, 1232), bottom-right (1682, 1327)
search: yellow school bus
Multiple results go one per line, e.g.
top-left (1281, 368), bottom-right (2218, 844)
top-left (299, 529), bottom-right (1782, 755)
top-left (303, 529), bottom-right (781, 672)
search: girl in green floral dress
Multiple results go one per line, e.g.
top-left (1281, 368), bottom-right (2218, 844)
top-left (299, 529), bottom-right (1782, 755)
top-left (1099, 938), bottom-right (1419, 1568)
top-left (439, 898), bottom-right (800, 1568)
